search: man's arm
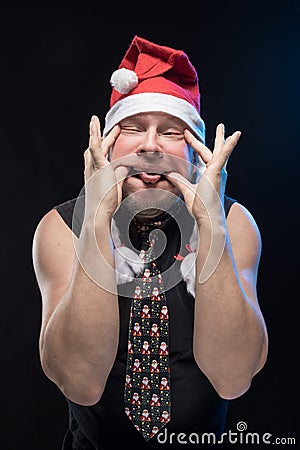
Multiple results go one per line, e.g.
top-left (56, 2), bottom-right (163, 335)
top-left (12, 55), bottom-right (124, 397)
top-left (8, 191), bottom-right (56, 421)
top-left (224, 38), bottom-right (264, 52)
top-left (32, 208), bottom-right (119, 406)
top-left (32, 117), bottom-right (124, 406)
top-left (193, 202), bottom-right (268, 399)
top-left (166, 124), bottom-right (268, 399)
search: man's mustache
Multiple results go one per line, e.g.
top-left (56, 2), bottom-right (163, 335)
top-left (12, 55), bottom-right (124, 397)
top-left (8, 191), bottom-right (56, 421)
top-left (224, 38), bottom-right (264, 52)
top-left (110, 152), bottom-right (190, 175)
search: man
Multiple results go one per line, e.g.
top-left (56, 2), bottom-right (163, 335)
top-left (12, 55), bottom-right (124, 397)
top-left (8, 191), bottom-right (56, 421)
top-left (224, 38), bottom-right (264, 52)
top-left (32, 36), bottom-right (268, 449)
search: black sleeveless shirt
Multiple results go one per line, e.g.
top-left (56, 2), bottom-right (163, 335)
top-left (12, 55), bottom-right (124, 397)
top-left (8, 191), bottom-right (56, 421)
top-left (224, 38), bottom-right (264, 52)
top-left (53, 194), bottom-right (237, 450)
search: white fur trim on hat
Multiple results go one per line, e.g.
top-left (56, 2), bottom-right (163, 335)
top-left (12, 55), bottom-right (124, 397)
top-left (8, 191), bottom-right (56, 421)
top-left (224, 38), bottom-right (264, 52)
top-left (110, 68), bottom-right (138, 94)
top-left (103, 92), bottom-right (205, 143)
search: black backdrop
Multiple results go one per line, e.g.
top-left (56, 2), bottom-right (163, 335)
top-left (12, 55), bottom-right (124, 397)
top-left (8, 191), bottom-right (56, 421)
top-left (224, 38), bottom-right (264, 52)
top-left (1, 1), bottom-right (299, 449)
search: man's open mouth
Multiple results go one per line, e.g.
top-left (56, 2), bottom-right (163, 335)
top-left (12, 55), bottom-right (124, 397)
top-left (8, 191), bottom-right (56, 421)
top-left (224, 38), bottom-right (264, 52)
top-left (128, 167), bottom-right (167, 184)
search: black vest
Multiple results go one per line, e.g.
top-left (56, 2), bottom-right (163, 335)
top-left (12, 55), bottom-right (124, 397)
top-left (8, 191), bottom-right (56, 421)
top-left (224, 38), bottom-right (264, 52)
top-left (53, 194), bottom-right (237, 450)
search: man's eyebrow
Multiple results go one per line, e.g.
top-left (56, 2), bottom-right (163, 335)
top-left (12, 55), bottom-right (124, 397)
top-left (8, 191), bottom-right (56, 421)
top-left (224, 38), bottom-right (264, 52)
top-left (161, 117), bottom-right (186, 128)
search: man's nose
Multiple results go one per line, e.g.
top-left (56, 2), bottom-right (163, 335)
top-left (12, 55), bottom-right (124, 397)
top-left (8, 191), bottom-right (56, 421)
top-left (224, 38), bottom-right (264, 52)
top-left (136, 130), bottom-right (163, 158)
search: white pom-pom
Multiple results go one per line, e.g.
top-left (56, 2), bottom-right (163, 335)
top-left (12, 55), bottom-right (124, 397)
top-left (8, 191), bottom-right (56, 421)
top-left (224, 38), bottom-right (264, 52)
top-left (110, 68), bottom-right (138, 94)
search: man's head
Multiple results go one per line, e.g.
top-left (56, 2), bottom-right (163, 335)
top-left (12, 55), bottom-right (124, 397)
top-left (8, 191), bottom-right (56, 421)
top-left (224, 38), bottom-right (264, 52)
top-left (103, 36), bottom-right (205, 216)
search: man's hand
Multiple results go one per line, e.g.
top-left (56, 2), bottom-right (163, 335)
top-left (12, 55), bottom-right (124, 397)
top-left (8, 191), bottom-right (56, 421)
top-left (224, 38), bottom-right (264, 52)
top-left (165, 124), bottom-right (241, 224)
top-left (84, 115), bottom-right (128, 223)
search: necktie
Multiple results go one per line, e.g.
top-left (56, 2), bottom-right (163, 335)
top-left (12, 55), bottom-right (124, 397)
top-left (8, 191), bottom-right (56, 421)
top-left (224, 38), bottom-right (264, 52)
top-left (124, 226), bottom-right (171, 441)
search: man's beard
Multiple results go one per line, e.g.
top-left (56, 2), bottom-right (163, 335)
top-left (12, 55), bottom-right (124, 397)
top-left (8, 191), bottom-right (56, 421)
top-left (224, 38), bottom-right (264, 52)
top-left (121, 187), bottom-right (179, 219)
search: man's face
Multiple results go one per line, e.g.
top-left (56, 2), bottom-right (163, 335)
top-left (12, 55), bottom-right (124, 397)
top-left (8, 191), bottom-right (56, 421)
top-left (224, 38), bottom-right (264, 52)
top-left (110, 112), bottom-right (194, 216)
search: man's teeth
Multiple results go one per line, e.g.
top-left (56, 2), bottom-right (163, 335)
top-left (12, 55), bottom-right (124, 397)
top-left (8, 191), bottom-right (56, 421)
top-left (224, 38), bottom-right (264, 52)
top-left (129, 167), bottom-right (164, 176)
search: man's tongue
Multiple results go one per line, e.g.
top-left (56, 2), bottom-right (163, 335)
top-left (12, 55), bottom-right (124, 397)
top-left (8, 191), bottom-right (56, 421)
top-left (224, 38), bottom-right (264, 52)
top-left (139, 172), bottom-right (162, 184)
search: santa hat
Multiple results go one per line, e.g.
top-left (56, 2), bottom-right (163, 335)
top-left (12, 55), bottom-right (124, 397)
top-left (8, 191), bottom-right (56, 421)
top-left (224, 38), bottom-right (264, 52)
top-left (103, 35), bottom-right (205, 142)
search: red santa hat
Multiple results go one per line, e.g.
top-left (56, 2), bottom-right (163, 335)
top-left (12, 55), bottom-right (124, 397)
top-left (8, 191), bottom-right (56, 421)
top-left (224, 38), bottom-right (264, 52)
top-left (103, 35), bottom-right (205, 142)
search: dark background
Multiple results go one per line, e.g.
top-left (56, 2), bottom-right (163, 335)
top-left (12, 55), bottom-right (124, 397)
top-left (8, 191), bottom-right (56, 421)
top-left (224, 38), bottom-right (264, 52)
top-left (1, 1), bottom-right (299, 449)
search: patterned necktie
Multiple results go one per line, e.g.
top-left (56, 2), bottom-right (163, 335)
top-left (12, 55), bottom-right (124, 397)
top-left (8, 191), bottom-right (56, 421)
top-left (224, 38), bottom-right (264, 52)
top-left (124, 226), bottom-right (171, 441)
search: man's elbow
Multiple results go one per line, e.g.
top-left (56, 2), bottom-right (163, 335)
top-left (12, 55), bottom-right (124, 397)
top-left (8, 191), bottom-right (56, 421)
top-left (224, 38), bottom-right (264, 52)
top-left (214, 380), bottom-right (252, 400)
top-left (208, 359), bottom-right (267, 401)
top-left (59, 382), bottom-right (104, 406)
top-left (195, 341), bottom-right (268, 401)
top-left (40, 355), bottom-right (105, 406)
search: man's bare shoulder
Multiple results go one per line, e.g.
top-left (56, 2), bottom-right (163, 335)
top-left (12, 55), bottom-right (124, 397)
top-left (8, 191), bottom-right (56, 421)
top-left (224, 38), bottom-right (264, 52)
top-left (226, 201), bottom-right (262, 281)
top-left (32, 208), bottom-right (75, 290)
top-left (227, 202), bottom-right (261, 242)
top-left (34, 208), bottom-right (73, 239)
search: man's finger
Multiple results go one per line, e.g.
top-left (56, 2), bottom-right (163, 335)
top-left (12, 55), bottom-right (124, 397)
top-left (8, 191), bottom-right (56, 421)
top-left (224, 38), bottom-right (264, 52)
top-left (88, 117), bottom-right (107, 169)
top-left (115, 166), bottom-right (130, 184)
top-left (91, 115), bottom-right (101, 137)
top-left (84, 148), bottom-right (92, 166)
top-left (214, 123), bottom-right (225, 154)
top-left (184, 130), bottom-right (213, 164)
top-left (102, 125), bottom-right (121, 156)
top-left (89, 116), bottom-right (101, 150)
top-left (84, 148), bottom-right (93, 180)
top-left (222, 131), bottom-right (241, 160)
top-left (115, 166), bottom-right (130, 204)
top-left (165, 171), bottom-right (195, 194)
top-left (208, 130), bottom-right (241, 172)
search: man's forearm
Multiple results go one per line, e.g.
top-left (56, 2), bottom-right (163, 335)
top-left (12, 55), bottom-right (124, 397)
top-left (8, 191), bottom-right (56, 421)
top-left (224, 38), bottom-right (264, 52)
top-left (193, 219), bottom-right (267, 399)
top-left (41, 219), bottom-right (119, 406)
